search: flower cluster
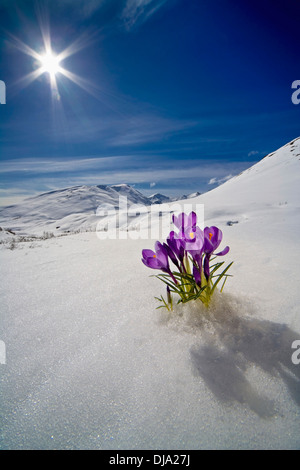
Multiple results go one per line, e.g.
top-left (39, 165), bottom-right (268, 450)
top-left (142, 212), bottom-right (233, 310)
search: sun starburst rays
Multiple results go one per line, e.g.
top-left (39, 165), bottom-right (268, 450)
top-left (9, 28), bottom-right (97, 101)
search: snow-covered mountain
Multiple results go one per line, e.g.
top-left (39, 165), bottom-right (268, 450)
top-left (147, 193), bottom-right (172, 204)
top-left (0, 182), bottom-right (200, 236)
top-left (177, 191), bottom-right (202, 200)
top-left (0, 183), bottom-right (156, 235)
top-left (148, 191), bottom-right (202, 204)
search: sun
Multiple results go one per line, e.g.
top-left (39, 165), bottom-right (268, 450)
top-left (10, 27), bottom-right (100, 101)
top-left (39, 50), bottom-right (61, 77)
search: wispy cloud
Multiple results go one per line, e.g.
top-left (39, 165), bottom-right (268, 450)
top-left (56, 0), bottom-right (169, 27)
top-left (57, 0), bottom-right (106, 19)
top-left (0, 156), bottom-right (251, 198)
top-left (23, 111), bottom-right (199, 147)
top-left (0, 156), bottom-right (127, 175)
top-left (107, 114), bottom-right (198, 147)
top-left (121, 0), bottom-right (169, 29)
top-left (248, 150), bottom-right (259, 157)
top-left (0, 156), bottom-right (254, 206)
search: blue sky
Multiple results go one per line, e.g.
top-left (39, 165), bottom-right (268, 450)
top-left (0, 0), bottom-right (299, 205)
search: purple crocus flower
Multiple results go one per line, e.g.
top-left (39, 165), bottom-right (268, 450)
top-left (203, 226), bottom-right (230, 256)
top-left (142, 241), bottom-right (169, 270)
top-left (142, 214), bottom-right (232, 307)
top-left (203, 226), bottom-right (230, 279)
top-left (142, 241), bottom-right (178, 284)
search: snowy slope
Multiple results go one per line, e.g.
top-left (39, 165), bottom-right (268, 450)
top-left (0, 138), bottom-right (300, 450)
top-left (197, 137), bottom-right (300, 210)
top-left (131, 137), bottom-right (300, 242)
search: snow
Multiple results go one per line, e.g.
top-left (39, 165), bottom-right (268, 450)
top-left (0, 138), bottom-right (300, 449)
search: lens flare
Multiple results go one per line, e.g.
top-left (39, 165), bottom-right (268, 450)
top-left (39, 51), bottom-right (61, 77)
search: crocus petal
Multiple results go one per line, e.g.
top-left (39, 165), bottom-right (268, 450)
top-left (215, 246), bottom-right (230, 256)
top-left (163, 242), bottom-right (180, 268)
top-left (203, 237), bottom-right (214, 254)
top-left (154, 241), bottom-right (170, 270)
top-left (192, 251), bottom-right (203, 266)
top-left (142, 249), bottom-right (156, 259)
top-left (206, 226), bottom-right (222, 249)
top-left (167, 234), bottom-right (185, 262)
top-left (183, 226), bottom-right (204, 257)
top-left (172, 212), bottom-right (195, 230)
top-left (204, 226), bottom-right (223, 253)
top-left (168, 230), bottom-right (175, 240)
top-left (172, 213), bottom-right (185, 229)
top-left (188, 212), bottom-right (197, 228)
top-left (142, 257), bottom-right (161, 269)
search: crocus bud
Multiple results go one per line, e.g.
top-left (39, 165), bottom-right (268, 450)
top-left (167, 286), bottom-right (172, 305)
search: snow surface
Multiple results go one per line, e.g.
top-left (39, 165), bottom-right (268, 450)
top-left (0, 138), bottom-right (300, 449)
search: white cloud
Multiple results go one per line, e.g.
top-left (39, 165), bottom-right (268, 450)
top-left (150, 182), bottom-right (156, 188)
top-left (208, 177), bottom-right (217, 185)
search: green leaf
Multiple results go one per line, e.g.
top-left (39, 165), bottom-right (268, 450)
top-left (220, 275), bottom-right (228, 293)
top-left (211, 261), bottom-right (234, 295)
top-left (209, 261), bottom-right (224, 276)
